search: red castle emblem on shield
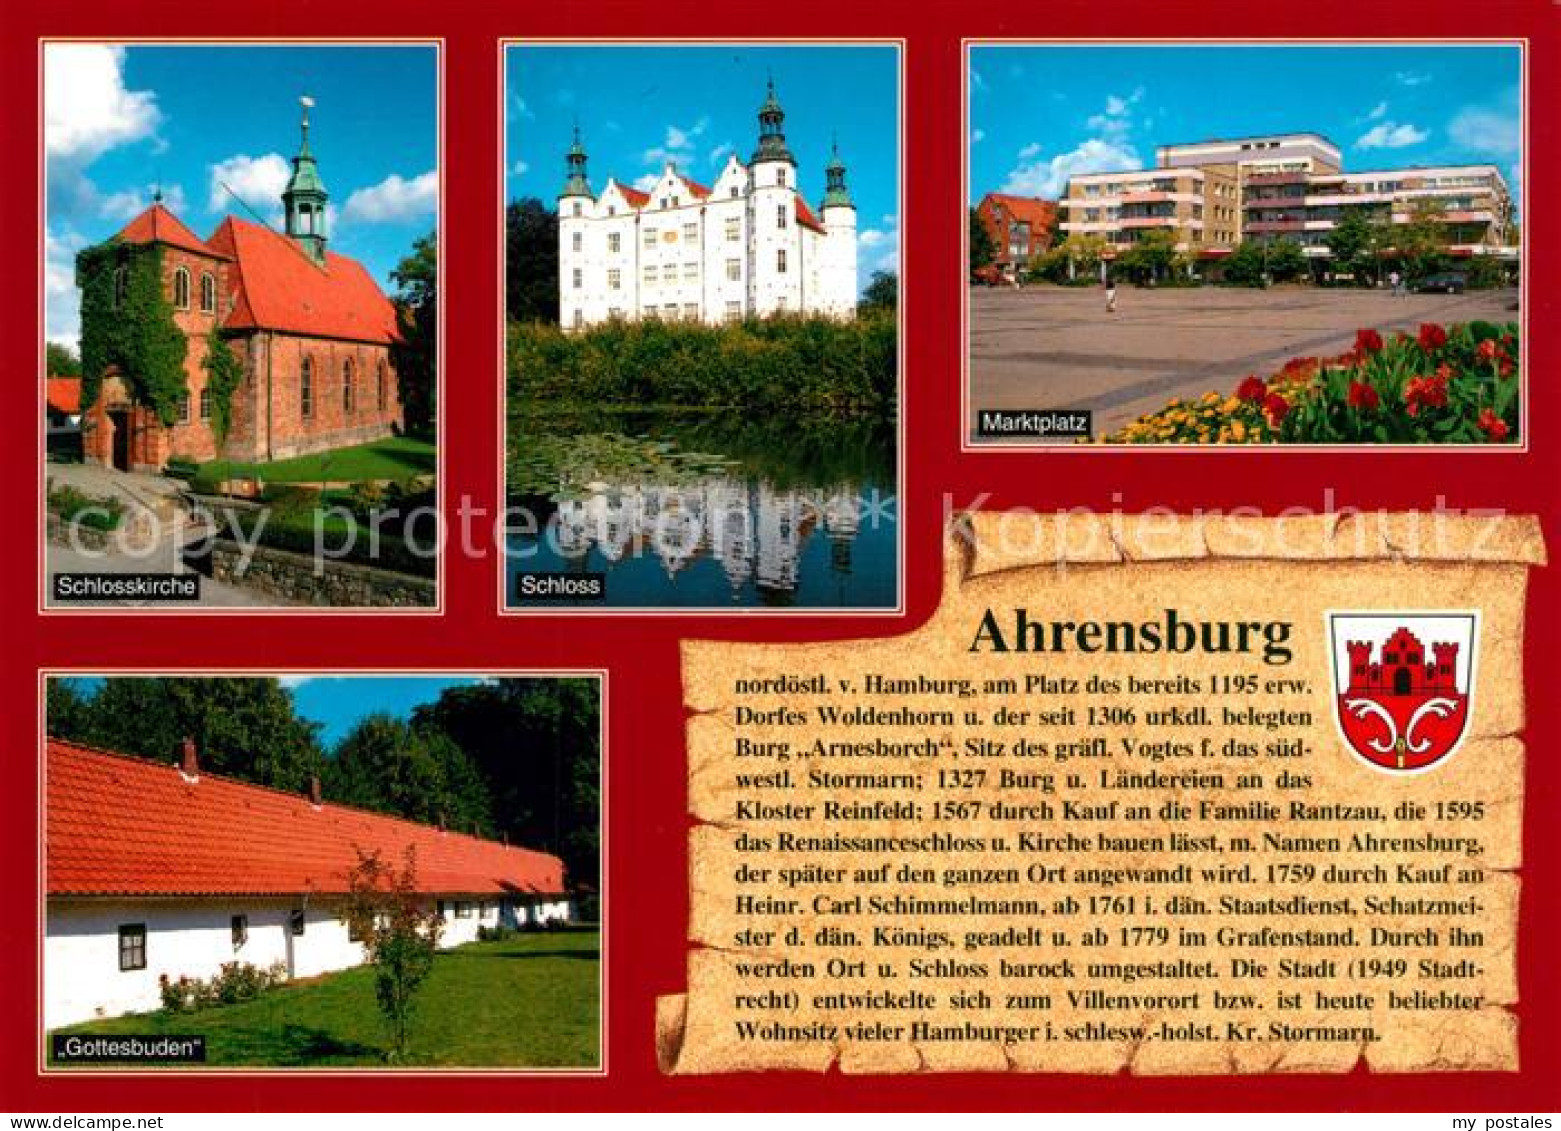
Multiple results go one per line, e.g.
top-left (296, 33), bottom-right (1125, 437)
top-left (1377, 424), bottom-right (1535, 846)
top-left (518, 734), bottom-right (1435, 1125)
top-left (1334, 621), bottom-right (1472, 772)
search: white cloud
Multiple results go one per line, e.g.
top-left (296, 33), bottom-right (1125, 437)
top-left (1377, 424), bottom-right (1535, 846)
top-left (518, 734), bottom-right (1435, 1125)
top-left (1017, 142), bottom-right (1042, 160)
top-left (98, 182), bottom-right (187, 223)
top-left (1367, 101), bottom-right (1389, 121)
top-left (44, 228), bottom-right (87, 346)
top-left (708, 142), bottom-right (733, 165)
top-left (644, 118), bottom-right (709, 170)
top-left (1356, 121), bottom-right (1429, 150)
top-left (1000, 137), bottom-right (1141, 199)
top-left (632, 172), bottom-right (660, 192)
top-left (858, 213), bottom-right (899, 275)
top-left (1396, 70), bottom-right (1432, 87)
top-left (342, 170), bottom-right (438, 223)
top-left (512, 159), bottom-right (529, 176)
top-left (1085, 88), bottom-right (1143, 140)
top-left (208, 153), bottom-right (290, 220)
top-left (1448, 104), bottom-right (1520, 158)
top-left (44, 44), bottom-right (160, 163)
top-left (970, 129), bottom-right (985, 145)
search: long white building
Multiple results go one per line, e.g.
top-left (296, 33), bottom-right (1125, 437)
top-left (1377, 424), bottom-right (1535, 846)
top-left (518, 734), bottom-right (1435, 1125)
top-left (558, 81), bottom-right (858, 329)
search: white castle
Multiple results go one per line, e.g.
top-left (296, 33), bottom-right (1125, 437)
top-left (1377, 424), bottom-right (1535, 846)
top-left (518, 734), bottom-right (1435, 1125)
top-left (557, 81), bottom-right (858, 329)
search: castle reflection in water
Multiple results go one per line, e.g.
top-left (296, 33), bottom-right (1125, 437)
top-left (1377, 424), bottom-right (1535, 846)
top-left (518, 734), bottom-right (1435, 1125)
top-left (550, 477), bottom-right (870, 597)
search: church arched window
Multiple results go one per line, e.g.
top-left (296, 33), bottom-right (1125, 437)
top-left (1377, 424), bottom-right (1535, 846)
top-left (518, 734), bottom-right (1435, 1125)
top-left (342, 359), bottom-right (355, 414)
top-left (300, 357), bottom-right (314, 420)
top-left (377, 360), bottom-right (388, 411)
top-left (200, 272), bottom-right (216, 314)
top-left (173, 267), bottom-right (191, 310)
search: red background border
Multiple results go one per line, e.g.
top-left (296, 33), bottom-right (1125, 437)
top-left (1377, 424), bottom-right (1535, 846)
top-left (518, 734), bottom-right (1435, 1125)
top-left (2, 0), bottom-right (1556, 1112)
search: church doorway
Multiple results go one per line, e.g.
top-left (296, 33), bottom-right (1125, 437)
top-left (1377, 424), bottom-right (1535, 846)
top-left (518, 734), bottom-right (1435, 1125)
top-left (108, 408), bottom-right (132, 472)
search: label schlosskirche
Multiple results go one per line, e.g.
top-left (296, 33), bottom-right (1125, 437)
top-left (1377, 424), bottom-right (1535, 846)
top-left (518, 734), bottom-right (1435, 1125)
top-left (665, 519), bottom-right (1535, 1075)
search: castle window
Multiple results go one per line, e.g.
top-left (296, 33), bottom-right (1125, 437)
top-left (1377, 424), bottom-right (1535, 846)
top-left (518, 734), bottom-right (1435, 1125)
top-left (725, 217), bottom-right (740, 242)
top-left (301, 358), bottom-right (314, 420)
top-left (113, 264), bottom-right (128, 309)
top-left (643, 229), bottom-right (657, 249)
top-left (725, 301), bottom-right (742, 321)
top-left (608, 232), bottom-right (621, 254)
top-left (343, 359), bottom-right (356, 414)
top-left (200, 272), bottom-right (216, 314)
top-left (643, 264), bottom-right (657, 286)
top-left (777, 204), bottom-right (787, 230)
top-left (573, 309), bottom-right (583, 328)
top-left (199, 388), bottom-right (212, 421)
top-left (777, 168), bottom-right (788, 187)
top-left (730, 186), bottom-right (739, 199)
top-left (118, 924), bottom-right (147, 972)
top-left (377, 360), bottom-right (388, 411)
top-left (572, 267), bottom-right (583, 290)
top-left (683, 302), bottom-right (698, 319)
top-left (572, 231), bottom-right (583, 252)
top-left (608, 268), bottom-right (621, 290)
top-left (683, 262), bottom-right (697, 282)
top-left (777, 249), bottom-right (787, 274)
top-left (726, 259), bottom-right (741, 282)
top-left (572, 202), bottom-right (582, 217)
top-left (683, 222), bottom-right (698, 242)
top-left (173, 266), bottom-right (191, 310)
top-left (176, 392), bottom-right (191, 423)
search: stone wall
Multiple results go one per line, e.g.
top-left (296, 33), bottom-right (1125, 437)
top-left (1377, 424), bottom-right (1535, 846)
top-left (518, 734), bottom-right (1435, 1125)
top-left (206, 539), bottom-right (435, 608)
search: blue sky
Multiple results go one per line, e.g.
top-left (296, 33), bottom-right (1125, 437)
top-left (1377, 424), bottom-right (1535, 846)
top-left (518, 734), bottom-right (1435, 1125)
top-left (282, 676), bottom-right (486, 744)
top-left (45, 43), bottom-right (438, 346)
top-left (970, 44), bottom-right (1522, 213)
top-left (506, 44), bottom-right (901, 289)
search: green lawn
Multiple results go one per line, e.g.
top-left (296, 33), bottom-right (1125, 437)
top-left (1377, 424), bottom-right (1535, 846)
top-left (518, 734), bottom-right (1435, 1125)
top-left (194, 435), bottom-right (436, 490)
top-left (50, 929), bottom-right (600, 1068)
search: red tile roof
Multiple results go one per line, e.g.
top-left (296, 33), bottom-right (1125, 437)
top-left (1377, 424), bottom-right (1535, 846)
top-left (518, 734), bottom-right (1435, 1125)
top-left (46, 739), bottom-right (566, 898)
top-left (795, 197), bottom-right (826, 235)
top-left (614, 183), bottom-right (651, 208)
top-left (979, 193), bottom-right (1057, 227)
top-left (116, 204), bottom-right (227, 260)
top-left (46, 378), bottom-right (81, 416)
top-left (205, 217), bottom-right (399, 345)
top-left (679, 174), bottom-right (712, 200)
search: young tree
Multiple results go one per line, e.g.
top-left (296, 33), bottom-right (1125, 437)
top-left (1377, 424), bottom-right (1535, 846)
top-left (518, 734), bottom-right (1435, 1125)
top-left (1325, 209), bottom-right (1376, 284)
top-left (858, 270), bottom-right (897, 316)
top-left (968, 208), bottom-right (997, 273)
top-left (506, 199), bottom-right (560, 324)
top-left (1265, 238), bottom-right (1309, 283)
top-left (341, 847), bottom-right (443, 1062)
top-left (1394, 199), bottom-right (1453, 282)
top-left (391, 231), bottom-right (437, 435)
top-left (1117, 230), bottom-right (1177, 284)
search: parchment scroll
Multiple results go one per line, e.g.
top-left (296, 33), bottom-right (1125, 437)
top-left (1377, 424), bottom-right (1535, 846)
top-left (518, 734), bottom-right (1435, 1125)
top-left (659, 511), bottom-right (1543, 1075)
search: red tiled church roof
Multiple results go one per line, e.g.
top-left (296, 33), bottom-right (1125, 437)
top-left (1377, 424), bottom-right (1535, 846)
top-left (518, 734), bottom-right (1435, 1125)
top-left (47, 739), bottom-right (565, 898)
top-left (116, 204), bottom-right (227, 260)
top-left (46, 377), bottom-right (81, 416)
top-left (795, 197), bottom-right (826, 235)
top-left (205, 217), bottom-right (399, 345)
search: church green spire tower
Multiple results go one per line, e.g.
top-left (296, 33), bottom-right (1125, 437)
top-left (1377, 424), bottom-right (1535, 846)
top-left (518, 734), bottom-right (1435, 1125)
top-left (823, 136), bottom-right (853, 208)
top-left (282, 95), bottom-right (330, 263)
top-left (560, 124), bottom-right (594, 200)
top-left (751, 77), bottom-right (795, 165)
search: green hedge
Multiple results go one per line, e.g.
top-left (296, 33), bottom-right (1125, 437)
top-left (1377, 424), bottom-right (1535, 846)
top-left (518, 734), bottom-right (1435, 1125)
top-left (507, 313), bottom-right (897, 413)
top-left (216, 499), bottom-right (438, 579)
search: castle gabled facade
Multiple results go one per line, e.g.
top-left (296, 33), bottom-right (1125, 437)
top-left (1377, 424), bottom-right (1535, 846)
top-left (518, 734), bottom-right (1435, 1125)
top-left (557, 81), bottom-right (858, 330)
top-left (76, 100), bottom-right (404, 472)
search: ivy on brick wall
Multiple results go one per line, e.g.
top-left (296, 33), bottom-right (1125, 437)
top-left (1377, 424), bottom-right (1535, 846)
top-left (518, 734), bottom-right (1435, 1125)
top-left (202, 330), bottom-right (244, 444)
top-left (77, 242), bottom-right (189, 426)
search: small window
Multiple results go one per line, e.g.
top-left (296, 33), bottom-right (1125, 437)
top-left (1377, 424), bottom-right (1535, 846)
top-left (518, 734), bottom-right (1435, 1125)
top-left (342, 359), bottom-right (355, 414)
top-left (777, 248), bottom-right (787, 274)
top-left (300, 358), bottom-right (314, 420)
top-left (571, 231), bottom-right (582, 252)
top-left (377, 360), bottom-right (388, 411)
top-left (572, 309), bottom-right (583, 329)
top-left (200, 272), bottom-right (216, 314)
top-left (729, 186), bottom-right (739, 199)
top-left (608, 232), bottom-right (621, 254)
top-left (683, 302), bottom-right (698, 319)
top-left (437, 900), bottom-right (447, 917)
top-left (725, 300), bottom-right (741, 321)
top-left (199, 388), bottom-right (212, 421)
top-left (642, 229), bottom-right (657, 249)
top-left (176, 392), bottom-right (191, 423)
top-left (572, 202), bottom-right (582, 217)
top-left (572, 267), bottom-right (582, 290)
top-left (725, 217), bottom-right (740, 242)
top-left (231, 914), bottom-right (248, 949)
top-left (118, 924), bottom-right (147, 971)
top-left (290, 909), bottom-right (306, 936)
top-left (455, 902), bottom-right (473, 919)
top-left (608, 268), bottom-right (621, 290)
top-left (113, 264), bottom-right (129, 309)
top-left (777, 168), bottom-right (788, 187)
top-left (683, 222), bottom-right (697, 242)
top-left (777, 204), bottom-right (787, 230)
top-left (683, 261), bottom-right (697, 281)
top-left (726, 259), bottom-right (740, 282)
top-left (173, 266), bottom-right (191, 309)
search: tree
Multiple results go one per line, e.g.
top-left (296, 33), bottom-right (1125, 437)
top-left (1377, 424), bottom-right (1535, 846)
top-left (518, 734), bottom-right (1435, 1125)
top-left (1116, 229), bottom-right (1177, 284)
top-left (1393, 198), bottom-right (1453, 282)
top-left (341, 847), bottom-right (443, 1062)
top-left (968, 208), bottom-right (997, 273)
top-left (391, 231), bottom-right (437, 435)
top-left (1265, 238), bottom-right (1309, 283)
top-left (46, 342), bottom-right (81, 377)
top-left (326, 714), bottom-right (494, 835)
top-left (1325, 208), bottom-right (1378, 284)
top-left (858, 270), bottom-right (897, 316)
top-left (47, 677), bottom-right (324, 791)
top-left (1222, 241), bottom-right (1268, 287)
top-left (506, 198), bottom-right (559, 324)
top-left (412, 678), bottom-right (600, 891)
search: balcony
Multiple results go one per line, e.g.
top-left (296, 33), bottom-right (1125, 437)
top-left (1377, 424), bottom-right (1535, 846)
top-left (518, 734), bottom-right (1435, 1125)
top-left (1244, 171), bottom-right (1310, 187)
top-left (1120, 215), bottom-right (1180, 230)
top-left (1245, 218), bottom-right (1306, 234)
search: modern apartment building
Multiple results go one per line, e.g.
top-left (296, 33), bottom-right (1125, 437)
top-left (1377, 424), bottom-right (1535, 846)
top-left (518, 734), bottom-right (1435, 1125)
top-left (1058, 131), bottom-right (1513, 261)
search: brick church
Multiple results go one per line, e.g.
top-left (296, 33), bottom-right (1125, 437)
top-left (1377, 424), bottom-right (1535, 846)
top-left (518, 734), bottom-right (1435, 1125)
top-left (77, 102), bottom-right (404, 471)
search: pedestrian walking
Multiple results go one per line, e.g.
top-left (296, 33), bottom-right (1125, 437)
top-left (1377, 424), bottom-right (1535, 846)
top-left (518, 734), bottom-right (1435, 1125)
top-left (1105, 277), bottom-right (1118, 314)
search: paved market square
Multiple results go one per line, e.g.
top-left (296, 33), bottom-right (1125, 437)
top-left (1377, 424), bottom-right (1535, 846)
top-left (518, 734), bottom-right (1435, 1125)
top-left (968, 286), bottom-right (1521, 442)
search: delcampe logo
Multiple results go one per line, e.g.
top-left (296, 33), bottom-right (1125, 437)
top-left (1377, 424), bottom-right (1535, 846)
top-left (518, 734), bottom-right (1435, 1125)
top-left (1326, 611), bottom-right (1479, 774)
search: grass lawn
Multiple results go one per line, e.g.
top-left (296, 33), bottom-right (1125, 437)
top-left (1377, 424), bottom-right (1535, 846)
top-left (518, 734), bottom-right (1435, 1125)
top-left (193, 435), bottom-right (436, 490)
top-left (50, 929), bottom-right (600, 1068)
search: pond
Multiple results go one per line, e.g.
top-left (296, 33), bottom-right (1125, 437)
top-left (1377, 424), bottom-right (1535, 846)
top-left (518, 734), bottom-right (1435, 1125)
top-left (505, 409), bottom-right (898, 610)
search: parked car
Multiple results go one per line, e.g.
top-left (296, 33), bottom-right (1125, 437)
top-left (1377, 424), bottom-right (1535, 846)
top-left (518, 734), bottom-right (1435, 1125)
top-left (971, 265), bottom-right (1005, 287)
top-left (1412, 272), bottom-right (1467, 295)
